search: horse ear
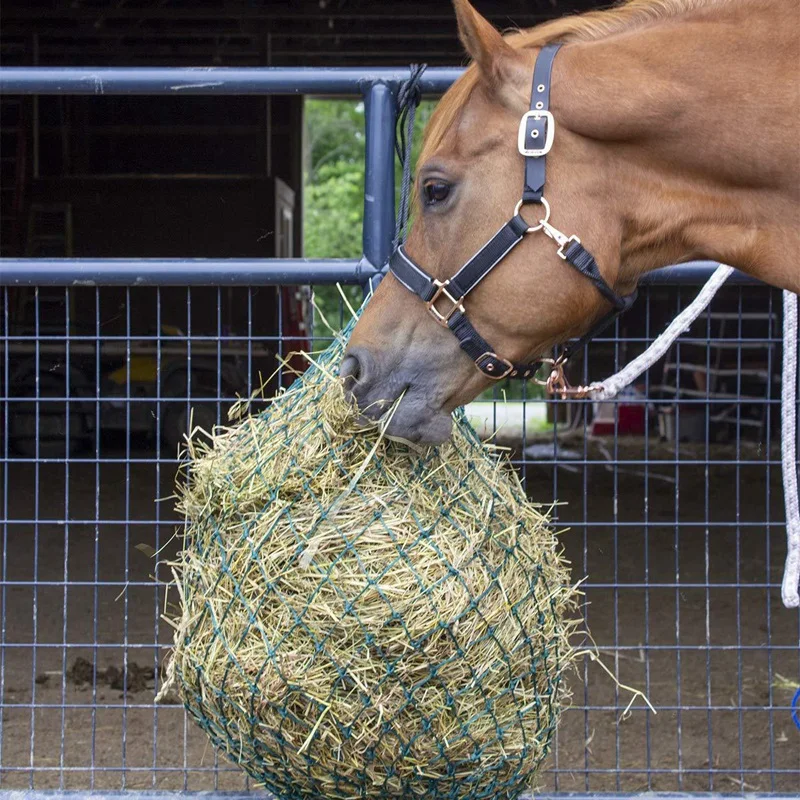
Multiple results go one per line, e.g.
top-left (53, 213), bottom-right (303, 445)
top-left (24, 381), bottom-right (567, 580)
top-left (453, 0), bottom-right (527, 101)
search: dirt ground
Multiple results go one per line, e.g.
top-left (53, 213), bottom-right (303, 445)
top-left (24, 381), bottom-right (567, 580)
top-left (0, 436), bottom-right (798, 793)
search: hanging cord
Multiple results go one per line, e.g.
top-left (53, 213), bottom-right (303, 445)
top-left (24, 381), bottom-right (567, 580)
top-left (781, 290), bottom-right (799, 608)
top-left (586, 265), bottom-right (735, 401)
top-left (575, 265), bottom-right (799, 609)
top-left (394, 64), bottom-right (427, 249)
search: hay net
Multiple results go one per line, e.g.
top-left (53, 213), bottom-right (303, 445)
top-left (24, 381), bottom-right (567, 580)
top-left (163, 323), bottom-right (578, 800)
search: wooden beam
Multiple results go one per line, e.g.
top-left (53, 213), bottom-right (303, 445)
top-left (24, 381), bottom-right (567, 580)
top-left (2, 0), bottom-right (589, 22)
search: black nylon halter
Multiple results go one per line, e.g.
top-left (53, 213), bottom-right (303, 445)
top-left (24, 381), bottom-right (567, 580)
top-left (389, 44), bottom-right (637, 381)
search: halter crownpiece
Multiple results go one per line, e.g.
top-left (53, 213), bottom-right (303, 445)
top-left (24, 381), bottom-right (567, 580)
top-left (389, 44), bottom-right (637, 384)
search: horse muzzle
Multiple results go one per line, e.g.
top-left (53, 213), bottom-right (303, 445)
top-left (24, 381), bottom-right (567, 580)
top-left (339, 345), bottom-right (457, 444)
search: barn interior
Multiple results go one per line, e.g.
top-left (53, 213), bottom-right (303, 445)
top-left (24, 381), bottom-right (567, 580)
top-left (0, 1), bottom-right (794, 794)
top-left (0, 0), bottom-right (604, 260)
top-left (1, 0), bottom-right (779, 441)
top-left (0, 0), bottom-right (608, 450)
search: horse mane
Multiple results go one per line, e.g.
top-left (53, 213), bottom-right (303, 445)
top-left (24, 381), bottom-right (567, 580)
top-left (420, 0), bottom-right (720, 160)
top-left (507, 0), bottom-right (718, 47)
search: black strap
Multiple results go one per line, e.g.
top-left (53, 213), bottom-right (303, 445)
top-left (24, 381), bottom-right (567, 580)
top-left (448, 310), bottom-right (543, 379)
top-left (390, 214), bottom-right (529, 304)
top-left (389, 246), bottom-right (440, 302)
top-left (562, 240), bottom-right (630, 311)
top-left (448, 214), bottom-right (529, 298)
top-left (388, 216), bottom-right (544, 380)
top-left (522, 43), bottom-right (561, 204)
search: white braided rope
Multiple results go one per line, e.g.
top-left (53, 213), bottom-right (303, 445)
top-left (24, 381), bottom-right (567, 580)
top-left (583, 265), bottom-right (799, 610)
top-left (781, 289), bottom-right (799, 608)
top-left (587, 265), bottom-right (735, 401)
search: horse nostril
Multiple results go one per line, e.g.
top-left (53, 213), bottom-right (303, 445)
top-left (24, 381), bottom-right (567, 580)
top-left (340, 354), bottom-right (361, 387)
top-left (340, 348), bottom-right (376, 407)
top-left (340, 347), bottom-right (373, 392)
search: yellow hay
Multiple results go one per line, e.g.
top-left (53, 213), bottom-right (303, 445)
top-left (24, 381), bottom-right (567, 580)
top-left (160, 327), bottom-right (579, 800)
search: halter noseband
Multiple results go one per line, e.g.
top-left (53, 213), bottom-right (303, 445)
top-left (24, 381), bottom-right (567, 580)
top-left (389, 44), bottom-right (637, 386)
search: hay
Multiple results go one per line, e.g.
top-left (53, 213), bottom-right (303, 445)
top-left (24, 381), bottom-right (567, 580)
top-left (161, 325), bottom-right (579, 800)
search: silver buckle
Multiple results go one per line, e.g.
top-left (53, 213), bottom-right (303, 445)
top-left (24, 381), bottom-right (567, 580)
top-left (556, 235), bottom-right (581, 260)
top-left (517, 110), bottom-right (555, 157)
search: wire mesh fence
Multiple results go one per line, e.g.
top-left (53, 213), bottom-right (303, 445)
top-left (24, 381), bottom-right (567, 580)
top-left (1, 280), bottom-right (797, 794)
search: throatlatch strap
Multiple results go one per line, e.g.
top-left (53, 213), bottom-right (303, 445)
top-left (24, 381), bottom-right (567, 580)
top-left (522, 43), bottom-right (561, 204)
top-left (562, 240), bottom-right (630, 311)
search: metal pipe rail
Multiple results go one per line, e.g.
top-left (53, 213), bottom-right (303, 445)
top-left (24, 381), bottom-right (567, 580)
top-left (0, 66), bottom-right (464, 96)
top-left (0, 66), bottom-right (417, 280)
top-left (0, 259), bottom-right (759, 286)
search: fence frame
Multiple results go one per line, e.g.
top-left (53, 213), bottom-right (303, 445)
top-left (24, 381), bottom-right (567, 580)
top-left (0, 65), bottom-right (760, 291)
top-left (0, 65), bottom-right (790, 800)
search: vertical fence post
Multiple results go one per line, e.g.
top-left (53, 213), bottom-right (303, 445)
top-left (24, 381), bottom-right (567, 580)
top-left (361, 81), bottom-right (396, 295)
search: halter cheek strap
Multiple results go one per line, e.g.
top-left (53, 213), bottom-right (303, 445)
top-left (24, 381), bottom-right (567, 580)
top-left (522, 43), bottom-right (560, 203)
top-left (388, 43), bottom-right (638, 382)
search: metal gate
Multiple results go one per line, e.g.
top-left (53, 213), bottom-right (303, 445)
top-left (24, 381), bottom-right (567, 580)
top-left (0, 67), bottom-right (797, 798)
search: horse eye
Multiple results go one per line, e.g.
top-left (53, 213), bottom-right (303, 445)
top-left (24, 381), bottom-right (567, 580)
top-left (422, 180), bottom-right (451, 206)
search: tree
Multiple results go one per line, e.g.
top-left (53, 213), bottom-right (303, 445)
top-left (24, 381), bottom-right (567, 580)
top-left (303, 98), bottom-right (434, 341)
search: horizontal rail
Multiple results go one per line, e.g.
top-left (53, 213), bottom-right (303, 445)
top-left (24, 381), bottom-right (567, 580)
top-left (0, 258), bottom-right (762, 286)
top-left (0, 258), bottom-right (373, 286)
top-left (0, 66), bottom-right (464, 96)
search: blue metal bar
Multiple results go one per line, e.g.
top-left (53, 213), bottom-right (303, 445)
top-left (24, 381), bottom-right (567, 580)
top-left (0, 66), bottom-right (463, 96)
top-left (361, 82), bottom-right (396, 284)
top-left (0, 258), bottom-right (374, 286)
top-left (0, 259), bottom-right (761, 286)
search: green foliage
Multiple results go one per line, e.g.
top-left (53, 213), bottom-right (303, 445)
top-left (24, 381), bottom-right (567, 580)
top-left (303, 99), bottom-right (366, 342)
top-left (304, 98), bottom-right (365, 185)
top-left (304, 161), bottom-right (364, 262)
top-left (303, 97), bottom-right (436, 260)
top-left (304, 98), bottom-right (435, 344)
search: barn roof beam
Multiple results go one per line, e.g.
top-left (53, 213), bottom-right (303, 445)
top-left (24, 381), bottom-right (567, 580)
top-left (3, 1), bottom-right (588, 22)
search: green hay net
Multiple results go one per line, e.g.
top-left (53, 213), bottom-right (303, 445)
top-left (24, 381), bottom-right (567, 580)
top-left (161, 323), bottom-right (577, 800)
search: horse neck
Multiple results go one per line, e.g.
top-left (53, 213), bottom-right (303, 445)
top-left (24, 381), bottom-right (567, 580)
top-left (557, 0), bottom-right (800, 293)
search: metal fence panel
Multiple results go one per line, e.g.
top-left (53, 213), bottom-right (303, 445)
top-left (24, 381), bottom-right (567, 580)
top-left (2, 281), bottom-right (797, 794)
top-left (0, 65), bottom-right (798, 798)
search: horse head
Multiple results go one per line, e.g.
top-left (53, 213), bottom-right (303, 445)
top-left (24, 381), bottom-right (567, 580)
top-left (342, 0), bottom-right (799, 442)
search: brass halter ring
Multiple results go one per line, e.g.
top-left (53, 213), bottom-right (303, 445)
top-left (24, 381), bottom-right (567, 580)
top-left (513, 196), bottom-right (551, 233)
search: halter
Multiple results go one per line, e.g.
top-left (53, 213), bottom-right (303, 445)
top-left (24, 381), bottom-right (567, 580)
top-left (389, 44), bottom-right (637, 390)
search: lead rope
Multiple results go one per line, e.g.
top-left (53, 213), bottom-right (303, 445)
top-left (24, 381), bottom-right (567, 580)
top-left (574, 265), bottom-right (799, 609)
top-left (394, 64), bottom-right (426, 249)
top-left (781, 290), bottom-right (799, 608)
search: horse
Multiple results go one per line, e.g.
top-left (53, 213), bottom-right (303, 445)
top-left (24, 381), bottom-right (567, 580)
top-left (341, 0), bottom-right (800, 444)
